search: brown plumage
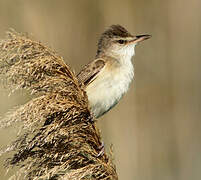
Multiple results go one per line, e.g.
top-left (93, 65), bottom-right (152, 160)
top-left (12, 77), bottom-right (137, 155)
top-left (77, 58), bottom-right (105, 86)
top-left (77, 24), bottom-right (151, 118)
top-left (78, 25), bottom-right (132, 87)
top-left (96, 24), bottom-right (133, 57)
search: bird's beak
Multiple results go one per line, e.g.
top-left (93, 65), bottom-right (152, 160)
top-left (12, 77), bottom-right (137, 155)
top-left (129, 34), bottom-right (152, 44)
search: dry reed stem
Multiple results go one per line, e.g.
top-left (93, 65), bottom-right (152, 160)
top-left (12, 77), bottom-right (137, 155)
top-left (0, 30), bottom-right (118, 180)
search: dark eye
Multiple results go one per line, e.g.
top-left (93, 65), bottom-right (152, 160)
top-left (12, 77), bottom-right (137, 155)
top-left (117, 40), bottom-right (125, 44)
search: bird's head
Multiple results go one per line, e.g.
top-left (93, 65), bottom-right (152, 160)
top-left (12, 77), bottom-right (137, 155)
top-left (96, 24), bottom-right (151, 61)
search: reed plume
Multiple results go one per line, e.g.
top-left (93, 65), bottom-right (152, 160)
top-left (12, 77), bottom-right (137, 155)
top-left (0, 30), bottom-right (118, 180)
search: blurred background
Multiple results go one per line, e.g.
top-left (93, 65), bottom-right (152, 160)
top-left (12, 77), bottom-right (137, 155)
top-left (0, 0), bottom-right (201, 179)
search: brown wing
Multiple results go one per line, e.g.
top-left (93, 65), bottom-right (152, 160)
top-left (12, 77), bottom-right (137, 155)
top-left (77, 58), bottom-right (105, 86)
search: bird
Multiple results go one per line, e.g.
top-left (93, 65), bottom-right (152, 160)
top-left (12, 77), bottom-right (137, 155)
top-left (77, 24), bottom-right (151, 118)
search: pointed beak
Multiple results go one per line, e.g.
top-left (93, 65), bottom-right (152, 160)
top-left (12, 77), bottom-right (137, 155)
top-left (129, 34), bottom-right (152, 44)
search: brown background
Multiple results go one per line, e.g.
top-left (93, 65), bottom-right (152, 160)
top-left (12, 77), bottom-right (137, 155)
top-left (0, 0), bottom-right (201, 179)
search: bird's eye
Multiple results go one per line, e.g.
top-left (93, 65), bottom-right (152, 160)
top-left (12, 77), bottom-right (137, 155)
top-left (117, 40), bottom-right (126, 44)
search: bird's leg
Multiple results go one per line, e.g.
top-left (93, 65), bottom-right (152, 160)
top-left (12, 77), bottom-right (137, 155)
top-left (97, 141), bottom-right (105, 157)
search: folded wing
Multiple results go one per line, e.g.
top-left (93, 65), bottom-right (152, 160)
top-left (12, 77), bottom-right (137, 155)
top-left (77, 58), bottom-right (105, 87)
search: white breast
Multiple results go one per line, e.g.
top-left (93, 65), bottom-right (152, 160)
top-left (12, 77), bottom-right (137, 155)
top-left (86, 43), bottom-right (136, 118)
top-left (87, 63), bottom-right (134, 118)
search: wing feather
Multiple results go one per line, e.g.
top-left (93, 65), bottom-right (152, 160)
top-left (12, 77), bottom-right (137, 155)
top-left (77, 58), bottom-right (105, 86)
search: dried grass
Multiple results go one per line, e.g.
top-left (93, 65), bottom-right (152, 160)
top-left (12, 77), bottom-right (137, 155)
top-left (0, 30), bottom-right (118, 179)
